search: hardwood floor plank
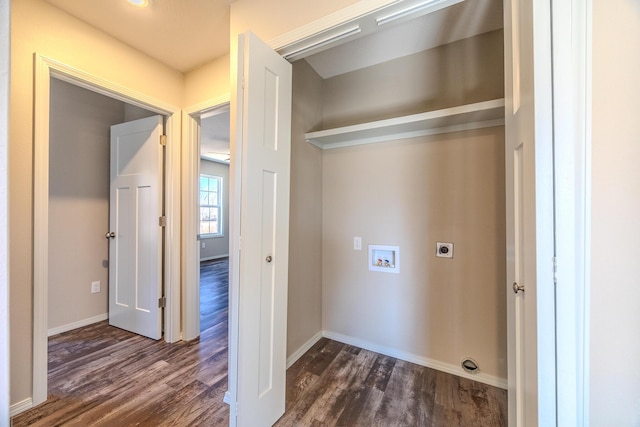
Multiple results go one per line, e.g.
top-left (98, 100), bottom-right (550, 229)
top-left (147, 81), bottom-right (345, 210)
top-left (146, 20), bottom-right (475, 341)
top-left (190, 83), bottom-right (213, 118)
top-left (399, 361), bottom-right (436, 427)
top-left (305, 349), bottom-right (378, 426)
top-left (276, 346), bottom-right (357, 426)
top-left (373, 359), bottom-right (417, 427)
top-left (325, 350), bottom-right (380, 426)
top-left (134, 378), bottom-right (211, 426)
top-left (363, 353), bottom-right (397, 392)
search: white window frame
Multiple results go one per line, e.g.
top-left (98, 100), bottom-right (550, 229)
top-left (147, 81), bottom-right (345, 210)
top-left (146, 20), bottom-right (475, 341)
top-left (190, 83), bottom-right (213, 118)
top-left (200, 173), bottom-right (223, 238)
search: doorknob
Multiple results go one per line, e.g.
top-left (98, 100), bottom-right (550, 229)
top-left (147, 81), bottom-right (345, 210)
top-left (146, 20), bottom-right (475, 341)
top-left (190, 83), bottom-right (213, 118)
top-left (265, 255), bottom-right (272, 263)
top-left (105, 231), bottom-right (115, 239)
top-left (512, 282), bottom-right (524, 294)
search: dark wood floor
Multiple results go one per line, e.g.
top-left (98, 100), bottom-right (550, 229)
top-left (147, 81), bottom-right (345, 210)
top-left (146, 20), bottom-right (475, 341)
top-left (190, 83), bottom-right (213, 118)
top-left (12, 258), bottom-right (506, 426)
top-left (278, 339), bottom-right (506, 426)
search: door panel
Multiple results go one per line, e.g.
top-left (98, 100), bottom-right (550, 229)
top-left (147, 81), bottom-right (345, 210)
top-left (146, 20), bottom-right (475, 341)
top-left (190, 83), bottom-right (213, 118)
top-left (109, 115), bottom-right (164, 340)
top-left (504, 0), bottom-right (556, 425)
top-left (258, 170), bottom-right (277, 397)
top-left (235, 32), bottom-right (292, 427)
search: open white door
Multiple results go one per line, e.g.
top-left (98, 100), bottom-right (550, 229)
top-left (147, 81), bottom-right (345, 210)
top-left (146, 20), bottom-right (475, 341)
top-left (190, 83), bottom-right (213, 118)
top-left (504, 0), bottom-right (556, 425)
top-left (233, 32), bottom-right (292, 427)
top-left (108, 115), bottom-right (164, 340)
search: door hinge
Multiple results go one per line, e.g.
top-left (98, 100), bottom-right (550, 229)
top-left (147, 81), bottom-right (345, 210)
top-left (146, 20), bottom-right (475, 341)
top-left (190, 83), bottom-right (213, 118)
top-left (159, 216), bottom-right (167, 227)
top-left (552, 256), bottom-right (558, 284)
top-left (158, 296), bottom-right (166, 308)
top-left (160, 135), bottom-right (167, 146)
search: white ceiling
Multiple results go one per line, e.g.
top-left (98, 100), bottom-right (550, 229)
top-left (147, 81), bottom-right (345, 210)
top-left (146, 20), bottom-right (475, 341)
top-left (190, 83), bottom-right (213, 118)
top-left (201, 109), bottom-right (231, 163)
top-left (303, 0), bottom-right (503, 79)
top-left (45, 0), bottom-right (230, 73)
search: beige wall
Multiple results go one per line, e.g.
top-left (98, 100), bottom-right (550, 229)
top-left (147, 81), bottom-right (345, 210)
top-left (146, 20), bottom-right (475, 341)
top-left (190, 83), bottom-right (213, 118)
top-left (10, 0), bottom-right (183, 405)
top-left (230, 0), bottom-right (358, 42)
top-left (591, 0), bottom-right (640, 425)
top-left (48, 79), bottom-right (124, 331)
top-left (322, 30), bottom-right (504, 128)
top-left (200, 160), bottom-right (230, 260)
top-left (183, 54), bottom-right (230, 107)
top-left (287, 60), bottom-right (324, 357)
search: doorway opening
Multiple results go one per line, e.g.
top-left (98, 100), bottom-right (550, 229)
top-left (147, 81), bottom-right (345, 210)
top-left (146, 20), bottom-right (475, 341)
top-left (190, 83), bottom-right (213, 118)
top-left (199, 107), bottom-right (231, 335)
top-left (47, 77), bottom-right (160, 341)
top-left (228, 0), bottom-right (513, 423)
top-left (182, 99), bottom-right (231, 342)
top-left (32, 55), bottom-right (181, 407)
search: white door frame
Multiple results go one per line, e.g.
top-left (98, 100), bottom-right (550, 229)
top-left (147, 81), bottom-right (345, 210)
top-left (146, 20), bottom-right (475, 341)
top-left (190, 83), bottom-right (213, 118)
top-left (551, 0), bottom-right (591, 424)
top-left (182, 95), bottom-right (230, 341)
top-left (32, 54), bottom-right (182, 407)
top-left (504, 0), bottom-right (557, 422)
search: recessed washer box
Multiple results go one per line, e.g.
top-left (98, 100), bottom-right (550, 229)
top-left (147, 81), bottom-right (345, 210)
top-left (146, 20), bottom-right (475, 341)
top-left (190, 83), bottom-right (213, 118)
top-left (368, 245), bottom-right (400, 273)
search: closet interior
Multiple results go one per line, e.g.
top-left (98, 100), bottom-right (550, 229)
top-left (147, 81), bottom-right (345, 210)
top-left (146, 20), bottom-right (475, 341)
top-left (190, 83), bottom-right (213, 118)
top-left (286, 0), bottom-right (508, 387)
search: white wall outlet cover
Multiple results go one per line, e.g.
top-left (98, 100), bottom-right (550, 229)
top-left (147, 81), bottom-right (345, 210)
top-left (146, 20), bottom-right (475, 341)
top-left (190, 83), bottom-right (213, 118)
top-left (91, 281), bottom-right (101, 293)
top-left (436, 242), bottom-right (454, 258)
top-left (354, 236), bottom-right (362, 250)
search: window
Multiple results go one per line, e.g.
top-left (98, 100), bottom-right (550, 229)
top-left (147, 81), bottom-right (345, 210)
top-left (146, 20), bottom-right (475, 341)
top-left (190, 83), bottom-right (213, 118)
top-left (200, 174), bottom-right (223, 237)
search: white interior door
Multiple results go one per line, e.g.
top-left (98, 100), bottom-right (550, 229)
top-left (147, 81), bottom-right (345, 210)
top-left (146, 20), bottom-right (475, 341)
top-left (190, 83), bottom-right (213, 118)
top-left (108, 115), bottom-right (164, 340)
top-left (504, 0), bottom-right (556, 425)
top-left (234, 32), bottom-right (292, 427)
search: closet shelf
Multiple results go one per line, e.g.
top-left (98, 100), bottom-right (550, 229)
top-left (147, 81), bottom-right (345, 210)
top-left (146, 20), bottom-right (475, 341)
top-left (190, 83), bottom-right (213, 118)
top-left (305, 98), bottom-right (505, 150)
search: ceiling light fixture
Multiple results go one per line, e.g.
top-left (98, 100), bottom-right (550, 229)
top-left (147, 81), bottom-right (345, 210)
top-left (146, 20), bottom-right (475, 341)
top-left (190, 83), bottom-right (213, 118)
top-left (127, 0), bottom-right (149, 7)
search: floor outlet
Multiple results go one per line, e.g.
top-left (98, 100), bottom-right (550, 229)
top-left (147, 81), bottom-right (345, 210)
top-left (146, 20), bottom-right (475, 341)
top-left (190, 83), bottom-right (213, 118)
top-left (91, 281), bottom-right (101, 293)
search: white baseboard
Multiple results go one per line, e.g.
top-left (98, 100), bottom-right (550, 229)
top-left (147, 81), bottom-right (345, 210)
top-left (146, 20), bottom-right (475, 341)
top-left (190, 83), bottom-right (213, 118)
top-left (322, 330), bottom-right (508, 390)
top-left (286, 331), bottom-right (323, 369)
top-left (10, 397), bottom-right (33, 417)
top-left (200, 254), bottom-right (229, 262)
top-left (47, 313), bottom-right (108, 337)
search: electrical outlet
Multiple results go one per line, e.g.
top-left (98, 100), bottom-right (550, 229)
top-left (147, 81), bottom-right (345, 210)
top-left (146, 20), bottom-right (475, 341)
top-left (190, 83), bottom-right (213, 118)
top-left (91, 281), bottom-right (101, 293)
top-left (354, 236), bottom-right (362, 250)
top-left (201, 241), bottom-right (206, 249)
top-left (436, 242), bottom-right (454, 259)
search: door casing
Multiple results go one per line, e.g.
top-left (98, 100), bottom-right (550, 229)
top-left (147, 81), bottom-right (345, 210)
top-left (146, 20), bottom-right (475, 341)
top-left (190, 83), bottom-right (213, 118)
top-left (32, 54), bottom-right (181, 407)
